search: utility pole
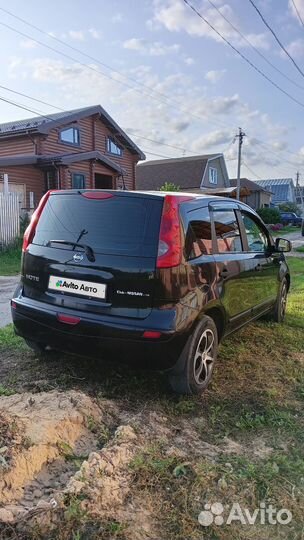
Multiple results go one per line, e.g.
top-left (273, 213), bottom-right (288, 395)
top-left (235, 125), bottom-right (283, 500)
top-left (295, 171), bottom-right (304, 211)
top-left (235, 128), bottom-right (246, 200)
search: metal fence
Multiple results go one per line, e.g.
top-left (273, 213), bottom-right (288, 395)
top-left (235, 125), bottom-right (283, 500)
top-left (0, 193), bottom-right (20, 248)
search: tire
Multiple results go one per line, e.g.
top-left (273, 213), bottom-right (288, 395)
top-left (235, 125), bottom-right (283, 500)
top-left (168, 315), bottom-right (218, 395)
top-left (25, 339), bottom-right (49, 356)
top-left (269, 278), bottom-right (288, 323)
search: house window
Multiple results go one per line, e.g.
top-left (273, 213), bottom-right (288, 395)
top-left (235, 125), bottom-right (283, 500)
top-left (209, 167), bottom-right (218, 185)
top-left (72, 173), bottom-right (86, 189)
top-left (106, 137), bottom-right (123, 156)
top-left (60, 127), bottom-right (80, 146)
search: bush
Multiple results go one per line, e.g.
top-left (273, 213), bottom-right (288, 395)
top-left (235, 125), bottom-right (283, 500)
top-left (159, 182), bottom-right (180, 192)
top-left (256, 207), bottom-right (281, 224)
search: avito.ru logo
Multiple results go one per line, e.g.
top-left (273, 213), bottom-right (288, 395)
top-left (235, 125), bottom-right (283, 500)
top-left (198, 502), bottom-right (292, 527)
top-left (56, 280), bottom-right (63, 288)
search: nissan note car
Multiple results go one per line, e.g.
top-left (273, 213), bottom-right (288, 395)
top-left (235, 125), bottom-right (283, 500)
top-left (11, 189), bottom-right (291, 394)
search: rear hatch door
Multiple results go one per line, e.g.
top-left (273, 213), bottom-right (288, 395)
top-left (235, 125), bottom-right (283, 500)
top-left (22, 191), bottom-right (163, 320)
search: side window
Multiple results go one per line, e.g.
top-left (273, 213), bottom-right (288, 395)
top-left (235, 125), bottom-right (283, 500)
top-left (185, 207), bottom-right (212, 259)
top-left (213, 209), bottom-right (242, 253)
top-left (241, 212), bottom-right (269, 253)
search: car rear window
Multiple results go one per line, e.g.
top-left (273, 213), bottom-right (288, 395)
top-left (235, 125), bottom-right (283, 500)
top-left (33, 193), bottom-right (163, 257)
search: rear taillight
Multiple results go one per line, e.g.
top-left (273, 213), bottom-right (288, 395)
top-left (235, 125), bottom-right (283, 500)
top-left (81, 191), bottom-right (114, 199)
top-left (22, 190), bottom-right (53, 252)
top-left (156, 195), bottom-right (193, 268)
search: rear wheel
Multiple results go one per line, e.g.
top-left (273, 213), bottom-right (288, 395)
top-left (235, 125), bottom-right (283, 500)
top-left (270, 278), bottom-right (288, 323)
top-left (168, 316), bottom-right (218, 395)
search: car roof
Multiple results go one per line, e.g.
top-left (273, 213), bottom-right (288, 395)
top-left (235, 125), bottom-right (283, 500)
top-left (52, 189), bottom-right (233, 203)
top-left (50, 189), bottom-right (258, 215)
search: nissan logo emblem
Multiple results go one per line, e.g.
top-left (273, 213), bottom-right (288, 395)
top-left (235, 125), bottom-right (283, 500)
top-left (73, 253), bottom-right (84, 263)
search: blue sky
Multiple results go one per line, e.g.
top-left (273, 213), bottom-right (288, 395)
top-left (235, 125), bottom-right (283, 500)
top-left (1, 0), bottom-right (304, 181)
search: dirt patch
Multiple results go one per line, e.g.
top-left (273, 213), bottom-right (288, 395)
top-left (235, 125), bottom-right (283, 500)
top-left (0, 390), bottom-right (118, 510)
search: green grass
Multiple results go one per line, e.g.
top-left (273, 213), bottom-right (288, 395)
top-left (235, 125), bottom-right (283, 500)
top-left (0, 324), bottom-right (27, 351)
top-left (295, 245), bottom-right (304, 253)
top-left (0, 240), bottom-right (22, 275)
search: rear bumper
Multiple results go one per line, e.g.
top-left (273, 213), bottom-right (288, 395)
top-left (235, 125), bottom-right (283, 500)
top-left (11, 293), bottom-right (189, 368)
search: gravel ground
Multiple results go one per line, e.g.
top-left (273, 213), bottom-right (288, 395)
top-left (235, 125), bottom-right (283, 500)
top-left (0, 276), bottom-right (20, 328)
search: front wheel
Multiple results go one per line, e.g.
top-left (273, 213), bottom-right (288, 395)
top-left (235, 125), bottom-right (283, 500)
top-left (269, 278), bottom-right (288, 323)
top-left (168, 316), bottom-right (218, 395)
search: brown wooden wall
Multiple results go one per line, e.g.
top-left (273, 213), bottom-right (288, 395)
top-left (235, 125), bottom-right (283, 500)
top-left (64, 161), bottom-right (117, 190)
top-left (0, 136), bottom-right (35, 156)
top-left (41, 117), bottom-right (93, 155)
top-left (1, 165), bottom-right (43, 208)
top-left (93, 116), bottom-right (137, 189)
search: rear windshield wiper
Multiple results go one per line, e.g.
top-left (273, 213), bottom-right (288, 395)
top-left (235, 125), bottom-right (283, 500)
top-left (46, 240), bottom-right (95, 262)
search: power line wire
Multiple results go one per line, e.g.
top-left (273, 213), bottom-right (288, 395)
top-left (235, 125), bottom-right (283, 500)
top-left (0, 87), bottom-right (299, 172)
top-left (0, 84), bottom-right (65, 112)
top-left (0, 6), bottom-right (205, 111)
top-left (248, 0), bottom-right (304, 79)
top-left (0, 92), bottom-right (196, 160)
top-left (242, 160), bottom-right (263, 179)
top-left (0, 11), bottom-right (232, 133)
top-left (0, 95), bottom-right (59, 121)
top-left (0, 84), bottom-right (200, 155)
top-left (205, 0), bottom-right (304, 91)
top-left (291, 0), bottom-right (304, 27)
top-left (249, 138), bottom-right (301, 167)
top-left (183, 0), bottom-right (304, 110)
top-left (0, 83), bottom-right (302, 170)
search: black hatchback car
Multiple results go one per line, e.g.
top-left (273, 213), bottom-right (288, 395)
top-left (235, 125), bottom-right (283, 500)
top-left (12, 190), bottom-right (291, 394)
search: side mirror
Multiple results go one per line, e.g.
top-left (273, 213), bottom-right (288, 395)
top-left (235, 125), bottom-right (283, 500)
top-left (275, 237), bottom-right (292, 253)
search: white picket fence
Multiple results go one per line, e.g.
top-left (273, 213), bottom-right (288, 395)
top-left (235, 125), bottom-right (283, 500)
top-left (0, 193), bottom-right (20, 248)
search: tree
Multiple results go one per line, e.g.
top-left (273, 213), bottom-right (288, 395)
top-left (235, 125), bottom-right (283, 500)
top-left (159, 182), bottom-right (180, 192)
top-left (278, 202), bottom-right (301, 215)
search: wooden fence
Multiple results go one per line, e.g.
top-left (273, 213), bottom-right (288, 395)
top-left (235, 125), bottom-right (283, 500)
top-left (0, 193), bottom-right (20, 248)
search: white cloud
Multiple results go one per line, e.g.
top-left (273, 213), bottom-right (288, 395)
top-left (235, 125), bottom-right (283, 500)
top-left (283, 38), bottom-right (304, 58)
top-left (150, 0), bottom-right (269, 49)
top-left (68, 30), bottom-right (85, 41)
top-left (192, 129), bottom-right (232, 152)
top-left (20, 39), bottom-right (37, 49)
top-left (184, 56), bottom-right (195, 65)
top-left (272, 141), bottom-right (288, 151)
top-left (89, 28), bottom-right (101, 40)
top-left (112, 13), bottom-right (123, 23)
top-left (205, 69), bottom-right (226, 83)
top-left (123, 38), bottom-right (180, 56)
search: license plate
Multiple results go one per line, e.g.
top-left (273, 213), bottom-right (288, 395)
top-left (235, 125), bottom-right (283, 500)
top-left (48, 276), bottom-right (106, 300)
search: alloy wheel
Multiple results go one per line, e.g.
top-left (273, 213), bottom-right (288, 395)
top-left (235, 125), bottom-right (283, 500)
top-left (281, 282), bottom-right (287, 319)
top-left (193, 328), bottom-right (215, 385)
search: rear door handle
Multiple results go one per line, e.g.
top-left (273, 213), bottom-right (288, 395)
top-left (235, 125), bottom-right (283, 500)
top-left (219, 267), bottom-right (229, 279)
